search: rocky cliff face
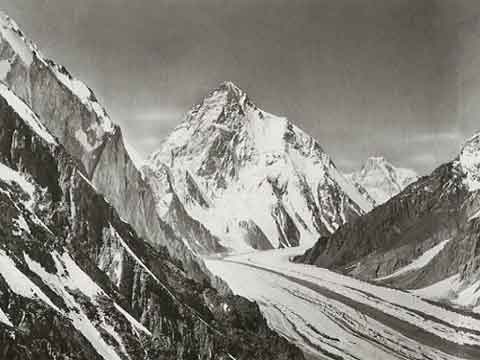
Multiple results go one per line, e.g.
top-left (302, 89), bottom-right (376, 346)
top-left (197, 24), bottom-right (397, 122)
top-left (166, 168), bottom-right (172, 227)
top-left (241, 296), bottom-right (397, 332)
top-left (147, 82), bottom-right (374, 253)
top-left (0, 11), bottom-right (218, 282)
top-left (0, 82), bottom-right (304, 359)
top-left (296, 132), bottom-right (480, 310)
top-left (346, 157), bottom-right (418, 205)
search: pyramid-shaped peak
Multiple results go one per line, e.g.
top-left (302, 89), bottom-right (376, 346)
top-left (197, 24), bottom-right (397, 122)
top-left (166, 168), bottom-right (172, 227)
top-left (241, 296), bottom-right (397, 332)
top-left (190, 80), bottom-right (255, 117)
top-left (212, 81), bottom-right (251, 103)
top-left (218, 80), bottom-right (246, 93)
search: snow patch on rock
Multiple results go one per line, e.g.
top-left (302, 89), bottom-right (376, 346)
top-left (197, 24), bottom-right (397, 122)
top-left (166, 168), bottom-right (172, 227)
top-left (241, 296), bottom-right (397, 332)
top-left (24, 251), bottom-right (128, 360)
top-left (0, 83), bottom-right (57, 144)
top-left (114, 303), bottom-right (152, 336)
top-left (0, 162), bottom-right (35, 203)
top-left (0, 250), bottom-right (59, 311)
top-left (0, 306), bottom-right (13, 327)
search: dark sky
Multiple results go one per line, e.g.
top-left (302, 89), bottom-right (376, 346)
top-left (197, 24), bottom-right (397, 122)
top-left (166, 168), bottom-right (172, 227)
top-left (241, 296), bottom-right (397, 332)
top-left (2, 0), bottom-right (480, 173)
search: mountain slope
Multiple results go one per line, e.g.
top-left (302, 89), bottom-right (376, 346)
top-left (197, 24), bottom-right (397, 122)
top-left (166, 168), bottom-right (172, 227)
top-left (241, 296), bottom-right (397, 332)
top-left (146, 82), bottom-right (374, 253)
top-left (0, 11), bottom-right (220, 282)
top-left (296, 132), bottom-right (480, 310)
top-left (346, 156), bottom-right (418, 205)
top-left (0, 81), bottom-right (303, 359)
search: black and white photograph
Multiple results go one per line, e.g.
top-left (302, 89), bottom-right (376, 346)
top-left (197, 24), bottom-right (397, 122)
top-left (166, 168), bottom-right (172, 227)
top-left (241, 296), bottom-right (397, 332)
top-left (0, 1), bottom-right (479, 359)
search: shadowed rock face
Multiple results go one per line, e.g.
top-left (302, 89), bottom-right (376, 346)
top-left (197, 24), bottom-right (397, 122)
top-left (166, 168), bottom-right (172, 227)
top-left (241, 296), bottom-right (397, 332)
top-left (0, 11), bottom-right (222, 283)
top-left (0, 85), bottom-right (304, 360)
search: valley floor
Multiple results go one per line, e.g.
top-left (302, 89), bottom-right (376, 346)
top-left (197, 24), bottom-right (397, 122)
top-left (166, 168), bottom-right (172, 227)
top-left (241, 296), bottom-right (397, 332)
top-left (205, 248), bottom-right (480, 360)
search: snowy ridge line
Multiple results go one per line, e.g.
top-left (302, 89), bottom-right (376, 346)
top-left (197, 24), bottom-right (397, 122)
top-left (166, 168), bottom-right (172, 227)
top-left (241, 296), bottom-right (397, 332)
top-left (0, 12), bottom-right (114, 135)
top-left (0, 82), bottom-right (57, 144)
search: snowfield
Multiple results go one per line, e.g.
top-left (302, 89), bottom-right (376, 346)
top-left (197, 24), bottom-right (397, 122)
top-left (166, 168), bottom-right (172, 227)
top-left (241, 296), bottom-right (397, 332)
top-left (206, 248), bottom-right (480, 360)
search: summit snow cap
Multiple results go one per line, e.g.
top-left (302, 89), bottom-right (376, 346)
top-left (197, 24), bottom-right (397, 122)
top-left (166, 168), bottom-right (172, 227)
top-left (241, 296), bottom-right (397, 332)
top-left (347, 156), bottom-right (418, 205)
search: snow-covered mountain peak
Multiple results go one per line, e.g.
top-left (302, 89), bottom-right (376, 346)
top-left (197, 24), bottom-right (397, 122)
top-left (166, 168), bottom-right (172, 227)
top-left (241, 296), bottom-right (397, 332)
top-left (348, 157), bottom-right (418, 205)
top-left (183, 80), bottom-right (254, 128)
top-left (0, 11), bottom-right (39, 66)
top-left (459, 132), bottom-right (480, 191)
top-left (218, 80), bottom-right (246, 95)
top-left (146, 84), bottom-right (374, 253)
